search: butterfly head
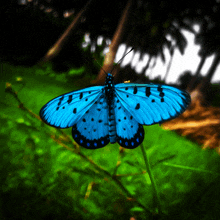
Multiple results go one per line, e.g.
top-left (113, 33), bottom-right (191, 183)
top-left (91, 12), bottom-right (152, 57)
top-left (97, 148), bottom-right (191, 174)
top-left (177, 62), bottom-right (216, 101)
top-left (105, 73), bottom-right (114, 86)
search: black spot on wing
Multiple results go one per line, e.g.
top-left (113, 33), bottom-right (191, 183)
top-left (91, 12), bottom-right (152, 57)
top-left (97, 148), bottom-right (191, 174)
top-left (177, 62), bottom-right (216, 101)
top-left (80, 92), bottom-right (83, 99)
top-left (157, 85), bottom-right (165, 102)
top-left (159, 92), bottom-right (165, 98)
top-left (58, 96), bottom-right (64, 106)
top-left (133, 86), bottom-right (137, 94)
top-left (145, 87), bottom-right (151, 97)
top-left (67, 95), bottom-right (72, 104)
top-left (157, 85), bottom-right (163, 92)
top-left (135, 103), bottom-right (140, 110)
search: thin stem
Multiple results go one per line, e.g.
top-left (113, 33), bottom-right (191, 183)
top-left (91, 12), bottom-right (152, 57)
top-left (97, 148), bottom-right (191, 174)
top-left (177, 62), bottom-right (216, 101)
top-left (140, 143), bottom-right (162, 216)
top-left (6, 85), bottom-right (152, 214)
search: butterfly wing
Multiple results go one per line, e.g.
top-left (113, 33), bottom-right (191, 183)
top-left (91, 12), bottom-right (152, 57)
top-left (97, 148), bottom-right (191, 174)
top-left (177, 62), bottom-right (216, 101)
top-left (72, 93), bottom-right (110, 149)
top-left (40, 86), bottom-right (110, 149)
top-left (115, 83), bottom-right (191, 125)
top-left (40, 86), bottom-right (104, 128)
top-left (114, 95), bottom-right (144, 148)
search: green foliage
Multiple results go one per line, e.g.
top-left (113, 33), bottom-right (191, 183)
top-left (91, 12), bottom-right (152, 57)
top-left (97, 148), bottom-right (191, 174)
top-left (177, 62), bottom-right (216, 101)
top-left (1, 63), bottom-right (220, 219)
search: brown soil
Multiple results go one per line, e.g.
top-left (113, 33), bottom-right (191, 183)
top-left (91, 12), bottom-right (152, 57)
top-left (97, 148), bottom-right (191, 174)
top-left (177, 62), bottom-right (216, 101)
top-left (162, 98), bottom-right (220, 155)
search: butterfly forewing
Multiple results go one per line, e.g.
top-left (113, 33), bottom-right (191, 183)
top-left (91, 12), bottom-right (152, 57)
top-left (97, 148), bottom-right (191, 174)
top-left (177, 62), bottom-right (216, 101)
top-left (72, 94), bottom-right (110, 149)
top-left (115, 83), bottom-right (190, 125)
top-left (40, 86), bottom-right (104, 128)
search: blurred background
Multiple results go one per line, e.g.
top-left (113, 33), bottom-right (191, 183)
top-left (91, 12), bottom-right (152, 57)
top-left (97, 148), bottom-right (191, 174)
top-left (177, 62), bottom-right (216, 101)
top-left (1, 0), bottom-right (220, 219)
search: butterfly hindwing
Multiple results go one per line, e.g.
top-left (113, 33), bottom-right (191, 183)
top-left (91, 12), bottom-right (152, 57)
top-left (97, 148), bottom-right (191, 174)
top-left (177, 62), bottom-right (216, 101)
top-left (114, 96), bottom-right (144, 148)
top-left (72, 93), bottom-right (110, 149)
top-left (115, 83), bottom-right (190, 125)
top-left (40, 86), bottom-right (104, 128)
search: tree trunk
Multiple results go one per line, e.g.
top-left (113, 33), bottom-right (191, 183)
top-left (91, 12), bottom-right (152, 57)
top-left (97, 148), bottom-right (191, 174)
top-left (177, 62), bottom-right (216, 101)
top-left (38, 0), bottom-right (93, 65)
top-left (205, 53), bottom-right (220, 82)
top-left (187, 54), bottom-right (207, 92)
top-left (163, 46), bottom-right (174, 82)
top-left (190, 53), bottom-right (220, 104)
top-left (93, 0), bottom-right (133, 84)
top-left (195, 55), bottom-right (206, 77)
top-left (197, 53), bottom-right (220, 91)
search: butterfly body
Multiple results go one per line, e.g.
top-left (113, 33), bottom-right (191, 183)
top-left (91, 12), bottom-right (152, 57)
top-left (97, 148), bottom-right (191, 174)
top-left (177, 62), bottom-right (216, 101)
top-left (104, 73), bottom-right (117, 144)
top-left (40, 73), bottom-right (190, 149)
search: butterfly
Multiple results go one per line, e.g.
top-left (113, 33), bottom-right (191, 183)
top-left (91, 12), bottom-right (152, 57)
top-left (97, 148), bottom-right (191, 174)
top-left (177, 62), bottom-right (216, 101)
top-left (40, 73), bottom-right (191, 149)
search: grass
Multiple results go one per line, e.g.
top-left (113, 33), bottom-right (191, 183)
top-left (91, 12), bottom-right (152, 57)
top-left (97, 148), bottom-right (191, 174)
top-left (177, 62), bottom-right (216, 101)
top-left (1, 63), bottom-right (220, 220)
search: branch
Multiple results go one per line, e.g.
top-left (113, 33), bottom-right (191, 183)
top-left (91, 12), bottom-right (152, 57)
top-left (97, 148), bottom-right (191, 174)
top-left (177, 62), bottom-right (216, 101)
top-left (38, 0), bottom-right (94, 65)
top-left (5, 82), bottom-right (152, 215)
top-left (94, 0), bottom-right (134, 84)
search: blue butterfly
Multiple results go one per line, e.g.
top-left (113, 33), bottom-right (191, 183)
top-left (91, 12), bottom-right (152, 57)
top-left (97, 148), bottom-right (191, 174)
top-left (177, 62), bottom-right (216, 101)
top-left (40, 73), bottom-right (191, 149)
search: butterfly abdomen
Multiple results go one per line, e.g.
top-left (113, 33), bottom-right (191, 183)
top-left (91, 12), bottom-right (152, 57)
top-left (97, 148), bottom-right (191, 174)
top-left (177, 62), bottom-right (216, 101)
top-left (105, 73), bottom-right (117, 144)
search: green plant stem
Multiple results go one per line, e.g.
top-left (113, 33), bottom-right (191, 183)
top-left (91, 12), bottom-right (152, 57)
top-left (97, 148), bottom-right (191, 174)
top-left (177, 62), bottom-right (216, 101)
top-left (140, 143), bottom-right (162, 216)
top-left (6, 85), bottom-right (152, 215)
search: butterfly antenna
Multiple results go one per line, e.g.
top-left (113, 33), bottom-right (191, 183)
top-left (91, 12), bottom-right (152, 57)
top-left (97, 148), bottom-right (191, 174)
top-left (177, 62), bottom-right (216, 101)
top-left (92, 47), bottom-right (134, 76)
top-left (93, 56), bottom-right (108, 75)
top-left (111, 47), bottom-right (134, 74)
